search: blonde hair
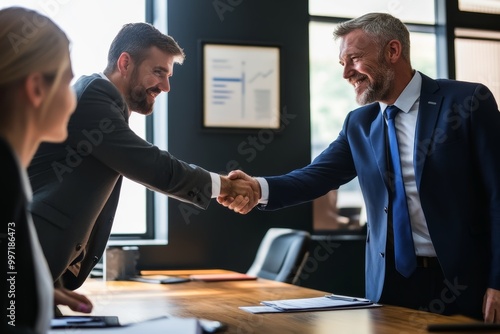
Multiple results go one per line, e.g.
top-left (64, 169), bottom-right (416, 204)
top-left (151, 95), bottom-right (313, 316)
top-left (0, 6), bottom-right (70, 114)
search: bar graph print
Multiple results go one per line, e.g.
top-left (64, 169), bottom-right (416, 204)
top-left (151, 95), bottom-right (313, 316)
top-left (203, 44), bottom-right (280, 129)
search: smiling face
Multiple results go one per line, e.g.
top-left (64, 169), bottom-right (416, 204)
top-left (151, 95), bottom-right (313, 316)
top-left (125, 46), bottom-right (174, 115)
top-left (338, 29), bottom-right (395, 105)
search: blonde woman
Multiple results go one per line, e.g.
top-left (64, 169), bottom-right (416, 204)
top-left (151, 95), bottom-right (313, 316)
top-left (0, 7), bottom-right (92, 334)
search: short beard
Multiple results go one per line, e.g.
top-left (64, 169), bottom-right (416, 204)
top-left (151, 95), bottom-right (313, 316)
top-left (356, 60), bottom-right (395, 105)
top-left (125, 69), bottom-right (154, 116)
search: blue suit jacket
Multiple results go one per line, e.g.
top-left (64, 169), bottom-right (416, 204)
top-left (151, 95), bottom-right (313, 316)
top-left (263, 73), bottom-right (500, 316)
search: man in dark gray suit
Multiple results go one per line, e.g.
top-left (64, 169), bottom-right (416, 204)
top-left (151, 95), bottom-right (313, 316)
top-left (28, 22), bottom-right (257, 290)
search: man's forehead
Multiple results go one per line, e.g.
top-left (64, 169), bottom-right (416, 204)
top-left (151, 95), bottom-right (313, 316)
top-left (339, 31), bottom-right (374, 55)
top-left (142, 47), bottom-right (175, 67)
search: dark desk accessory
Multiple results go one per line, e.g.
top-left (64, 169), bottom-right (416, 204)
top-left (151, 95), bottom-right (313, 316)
top-left (51, 316), bottom-right (121, 329)
top-left (199, 318), bottom-right (227, 333)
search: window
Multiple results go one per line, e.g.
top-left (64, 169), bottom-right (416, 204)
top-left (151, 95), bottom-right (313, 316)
top-left (2, 0), bottom-right (166, 244)
top-left (454, 30), bottom-right (500, 102)
top-left (309, 0), bottom-right (435, 24)
top-left (459, 0), bottom-right (500, 14)
top-left (309, 1), bottom-right (437, 232)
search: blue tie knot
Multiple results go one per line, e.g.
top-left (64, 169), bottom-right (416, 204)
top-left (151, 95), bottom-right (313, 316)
top-left (385, 105), bottom-right (400, 121)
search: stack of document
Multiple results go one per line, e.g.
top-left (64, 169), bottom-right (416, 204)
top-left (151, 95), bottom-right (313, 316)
top-left (240, 294), bottom-right (380, 314)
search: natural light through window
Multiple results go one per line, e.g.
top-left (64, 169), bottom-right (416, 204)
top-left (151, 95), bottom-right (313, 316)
top-left (1, 0), bottom-right (147, 234)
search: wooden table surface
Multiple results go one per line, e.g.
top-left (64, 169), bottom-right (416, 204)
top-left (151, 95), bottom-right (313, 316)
top-left (60, 269), bottom-right (484, 334)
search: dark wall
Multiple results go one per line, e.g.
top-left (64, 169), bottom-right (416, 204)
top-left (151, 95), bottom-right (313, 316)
top-left (138, 0), bottom-right (312, 273)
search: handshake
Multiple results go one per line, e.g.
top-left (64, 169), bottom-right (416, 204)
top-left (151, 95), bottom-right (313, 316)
top-left (218, 170), bottom-right (260, 214)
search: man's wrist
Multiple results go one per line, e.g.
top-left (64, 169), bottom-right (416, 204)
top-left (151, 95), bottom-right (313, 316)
top-left (255, 177), bottom-right (268, 205)
top-left (210, 172), bottom-right (221, 198)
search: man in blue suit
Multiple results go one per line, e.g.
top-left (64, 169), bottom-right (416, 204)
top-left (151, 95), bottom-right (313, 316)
top-left (220, 13), bottom-right (500, 322)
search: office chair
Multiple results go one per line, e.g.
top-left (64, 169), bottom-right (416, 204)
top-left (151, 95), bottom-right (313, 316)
top-left (247, 228), bottom-right (311, 284)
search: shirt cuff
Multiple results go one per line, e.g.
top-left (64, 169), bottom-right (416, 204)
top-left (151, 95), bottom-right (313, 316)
top-left (256, 177), bottom-right (269, 205)
top-left (210, 172), bottom-right (220, 198)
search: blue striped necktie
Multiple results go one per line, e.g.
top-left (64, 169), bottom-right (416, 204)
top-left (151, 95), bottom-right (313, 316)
top-left (385, 105), bottom-right (417, 277)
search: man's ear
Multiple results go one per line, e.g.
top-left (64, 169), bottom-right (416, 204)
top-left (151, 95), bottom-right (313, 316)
top-left (117, 52), bottom-right (133, 77)
top-left (24, 73), bottom-right (47, 109)
top-left (386, 39), bottom-right (403, 64)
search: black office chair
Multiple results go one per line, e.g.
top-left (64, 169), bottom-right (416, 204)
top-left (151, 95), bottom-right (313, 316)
top-left (246, 228), bottom-right (311, 284)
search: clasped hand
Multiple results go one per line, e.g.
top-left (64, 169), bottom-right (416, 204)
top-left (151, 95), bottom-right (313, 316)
top-left (218, 170), bottom-right (260, 214)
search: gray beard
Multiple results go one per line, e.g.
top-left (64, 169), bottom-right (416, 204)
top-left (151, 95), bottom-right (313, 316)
top-left (356, 66), bottom-right (395, 105)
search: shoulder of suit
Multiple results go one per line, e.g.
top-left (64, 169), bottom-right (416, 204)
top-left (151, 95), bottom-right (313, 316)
top-left (72, 73), bottom-right (128, 118)
top-left (73, 73), bottom-right (122, 101)
top-left (349, 102), bottom-right (380, 119)
top-left (426, 73), bottom-right (482, 91)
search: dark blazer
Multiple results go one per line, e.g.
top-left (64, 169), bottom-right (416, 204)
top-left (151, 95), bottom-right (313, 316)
top-left (262, 73), bottom-right (500, 317)
top-left (1, 138), bottom-right (40, 334)
top-left (28, 74), bottom-right (213, 290)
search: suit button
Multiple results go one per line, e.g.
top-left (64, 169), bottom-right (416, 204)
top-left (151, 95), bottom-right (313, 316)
top-left (384, 207), bottom-right (388, 213)
top-left (75, 243), bottom-right (82, 251)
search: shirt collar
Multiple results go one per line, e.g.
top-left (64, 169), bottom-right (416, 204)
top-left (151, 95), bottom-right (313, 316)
top-left (379, 71), bottom-right (421, 114)
top-left (98, 72), bottom-right (110, 81)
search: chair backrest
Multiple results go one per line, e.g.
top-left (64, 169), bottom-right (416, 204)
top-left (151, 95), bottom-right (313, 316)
top-left (246, 228), bottom-right (311, 284)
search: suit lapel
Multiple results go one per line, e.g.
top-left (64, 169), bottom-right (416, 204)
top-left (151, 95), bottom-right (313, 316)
top-left (414, 74), bottom-right (443, 189)
top-left (369, 73), bottom-right (445, 190)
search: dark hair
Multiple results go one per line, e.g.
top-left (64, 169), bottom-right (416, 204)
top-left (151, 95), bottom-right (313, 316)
top-left (104, 22), bottom-right (185, 74)
top-left (333, 12), bottom-right (411, 62)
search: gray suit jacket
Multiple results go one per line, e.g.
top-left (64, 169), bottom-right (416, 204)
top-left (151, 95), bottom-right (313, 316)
top-left (28, 74), bottom-right (212, 289)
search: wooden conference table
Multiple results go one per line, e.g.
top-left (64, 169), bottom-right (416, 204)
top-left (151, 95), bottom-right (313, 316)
top-left (60, 269), bottom-right (481, 334)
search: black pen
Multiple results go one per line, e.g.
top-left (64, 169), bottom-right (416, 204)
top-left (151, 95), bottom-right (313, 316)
top-left (324, 294), bottom-right (368, 302)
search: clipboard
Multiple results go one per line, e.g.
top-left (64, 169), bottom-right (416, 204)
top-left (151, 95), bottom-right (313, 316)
top-left (239, 294), bottom-right (381, 313)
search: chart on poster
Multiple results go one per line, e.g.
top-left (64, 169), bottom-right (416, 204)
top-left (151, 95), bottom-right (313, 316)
top-left (203, 43), bottom-right (280, 129)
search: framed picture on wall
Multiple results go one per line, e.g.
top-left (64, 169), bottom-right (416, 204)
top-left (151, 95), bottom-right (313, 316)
top-left (201, 41), bottom-right (281, 130)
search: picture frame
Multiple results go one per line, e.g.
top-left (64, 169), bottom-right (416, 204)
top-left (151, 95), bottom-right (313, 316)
top-left (201, 41), bottom-right (281, 130)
